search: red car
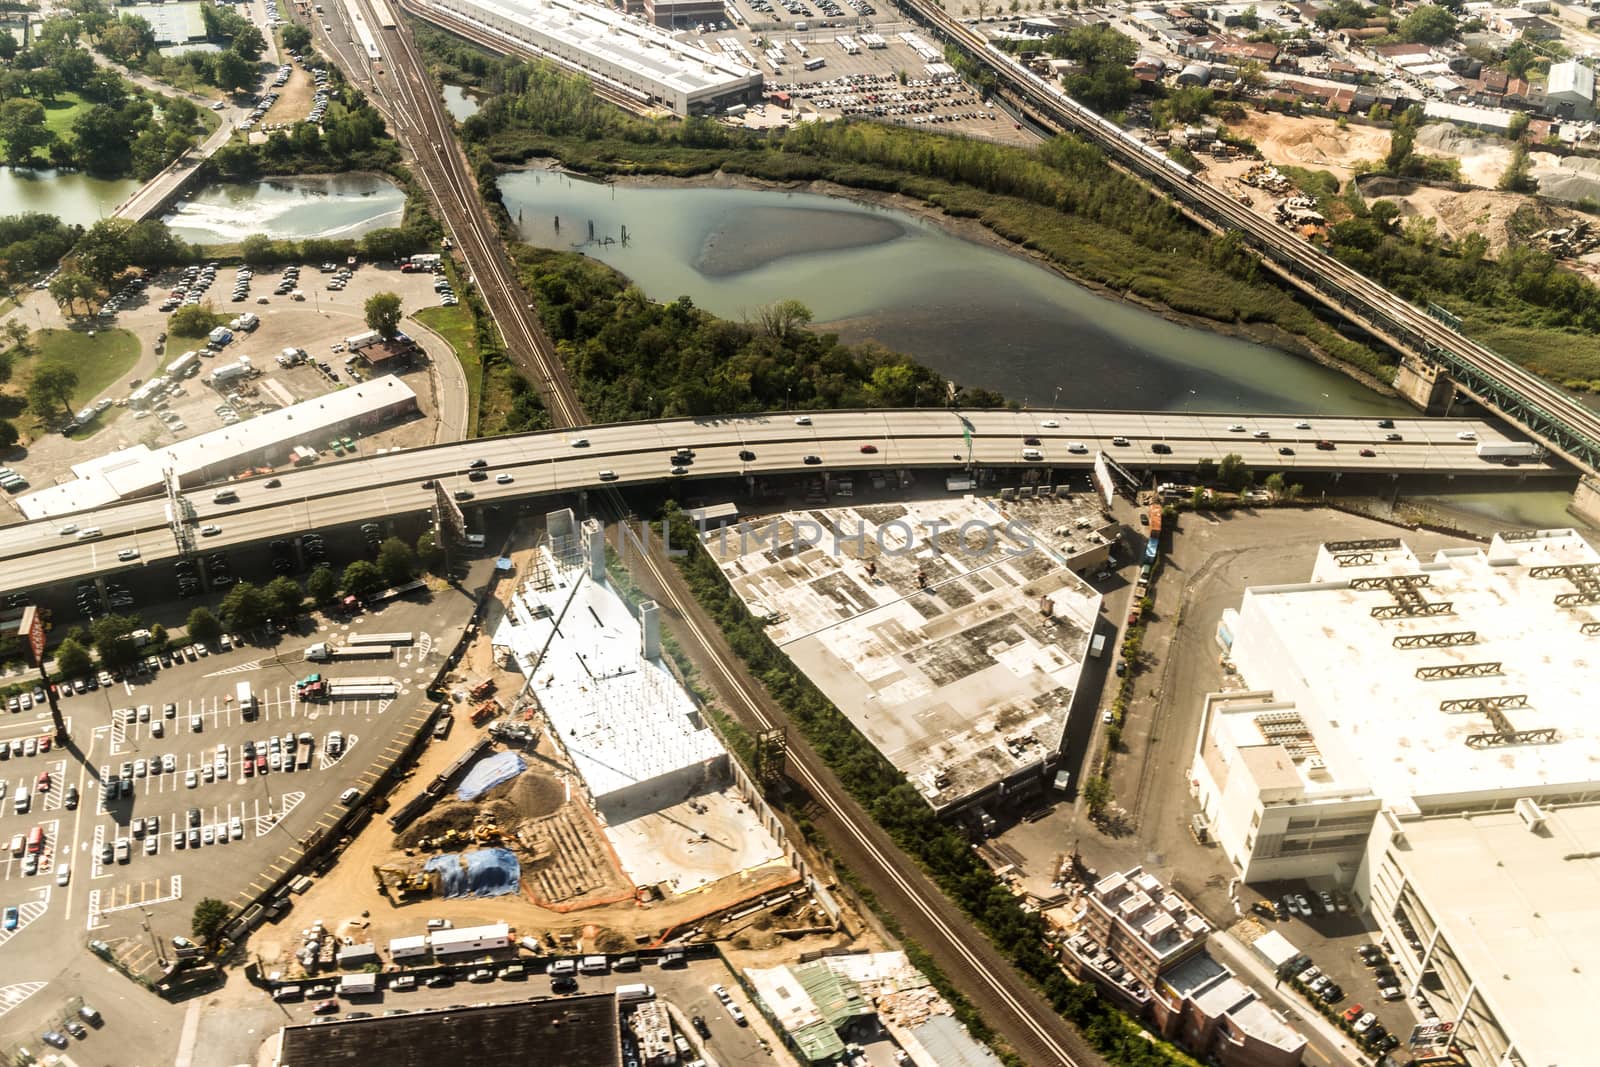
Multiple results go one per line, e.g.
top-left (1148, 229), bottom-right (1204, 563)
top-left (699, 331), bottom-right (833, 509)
top-left (243, 760), bottom-right (254, 778)
top-left (313, 999), bottom-right (339, 1015)
top-left (1342, 1004), bottom-right (1365, 1023)
top-left (36, 771), bottom-right (50, 792)
top-left (859, 443), bottom-right (878, 454)
top-left (255, 755), bottom-right (268, 774)
top-left (1359, 448), bottom-right (1377, 457)
top-left (38, 736), bottom-right (51, 753)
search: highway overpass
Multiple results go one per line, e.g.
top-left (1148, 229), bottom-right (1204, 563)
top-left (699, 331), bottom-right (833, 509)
top-left (1, 408), bottom-right (1556, 589)
top-left (896, 0), bottom-right (1600, 480)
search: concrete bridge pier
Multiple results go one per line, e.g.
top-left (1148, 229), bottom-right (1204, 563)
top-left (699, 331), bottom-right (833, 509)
top-left (291, 537), bottom-right (308, 572)
top-left (195, 556), bottom-right (213, 593)
top-left (1393, 359), bottom-right (1457, 415)
top-left (1568, 476), bottom-right (1600, 529)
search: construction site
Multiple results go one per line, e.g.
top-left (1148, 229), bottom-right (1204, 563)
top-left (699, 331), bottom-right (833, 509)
top-left (247, 511), bottom-right (815, 979)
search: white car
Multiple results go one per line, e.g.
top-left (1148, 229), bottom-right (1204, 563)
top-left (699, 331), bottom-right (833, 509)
top-left (58, 524), bottom-right (78, 536)
top-left (215, 759), bottom-right (229, 779)
top-left (185, 770), bottom-right (198, 789)
top-left (794, 415), bottom-right (811, 425)
top-left (496, 473), bottom-right (513, 484)
top-left (229, 816), bottom-right (243, 840)
top-left (200, 525), bottom-right (221, 536)
top-left (150, 721), bottom-right (164, 739)
top-left (1456, 430), bottom-right (1477, 440)
top-left (162, 753), bottom-right (176, 773)
top-left (1294, 421), bottom-right (1312, 429)
top-left (570, 437), bottom-right (589, 448)
top-left (1039, 419), bottom-right (1059, 428)
top-left (1227, 424), bottom-right (1246, 432)
top-left (55, 863), bottom-right (70, 886)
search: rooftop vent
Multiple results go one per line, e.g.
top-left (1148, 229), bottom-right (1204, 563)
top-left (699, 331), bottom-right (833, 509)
top-left (1515, 797), bottom-right (1546, 834)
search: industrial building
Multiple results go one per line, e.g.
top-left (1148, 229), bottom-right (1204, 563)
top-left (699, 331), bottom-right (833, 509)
top-left (638, 0), bottom-right (725, 29)
top-left (417, 0), bottom-right (761, 115)
top-left (1058, 867), bottom-right (1305, 1067)
top-left (273, 993), bottom-right (621, 1066)
top-left (493, 511), bottom-right (726, 818)
top-left (17, 378), bottom-right (418, 520)
top-left (1194, 530), bottom-right (1600, 885)
top-left (1189, 530), bottom-right (1600, 1067)
top-left (744, 951), bottom-right (1001, 1065)
top-left (705, 497), bottom-right (1104, 815)
top-left (1361, 802), bottom-right (1600, 1067)
top-left (1546, 59), bottom-right (1596, 119)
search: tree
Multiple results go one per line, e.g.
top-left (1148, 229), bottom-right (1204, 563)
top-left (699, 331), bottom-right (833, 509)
top-left (54, 637), bottom-right (93, 678)
top-left (219, 581), bottom-right (268, 630)
top-left (1217, 452), bottom-right (1253, 491)
top-left (169, 302), bottom-right (227, 337)
top-left (280, 23), bottom-right (312, 53)
top-left (89, 613), bottom-right (141, 670)
top-left (231, 24), bottom-right (267, 60)
top-left (1194, 457), bottom-right (1218, 483)
top-left (417, 530), bottom-right (445, 573)
top-left (359, 227), bottom-right (424, 261)
top-left (28, 364), bottom-right (78, 423)
top-left (1263, 472), bottom-right (1286, 499)
top-left (72, 218), bottom-right (132, 283)
top-left (210, 50), bottom-right (254, 92)
top-left (264, 576), bottom-right (304, 621)
top-left (307, 565), bottom-right (338, 605)
top-left (150, 623), bottom-right (168, 648)
top-left (48, 271), bottom-right (95, 315)
top-left (0, 98), bottom-right (52, 166)
top-left (364, 291), bottom-right (403, 339)
top-left (341, 559), bottom-right (384, 596)
top-left (753, 299), bottom-right (813, 341)
top-left (191, 897), bottom-right (230, 947)
top-left (1397, 3), bottom-right (1456, 44)
top-left (185, 606), bottom-right (222, 647)
top-left (1081, 774), bottom-right (1111, 815)
top-left (1498, 143), bottom-right (1534, 193)
top-left (376, 536), bottom-right (415, 586)
top-left (0, 31), bottom-right (16, 64)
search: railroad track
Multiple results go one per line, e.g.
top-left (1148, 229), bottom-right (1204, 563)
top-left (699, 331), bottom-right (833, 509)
top-left (303, 7), bottom-right (1093, 1059)
top-left (897, 0), bottom-right (1600, 475)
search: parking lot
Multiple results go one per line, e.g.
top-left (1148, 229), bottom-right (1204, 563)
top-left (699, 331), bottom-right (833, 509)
top-left (0, 589), bottom-right (479, 1002)
top-left (8, 259), bottom-right (455, 503)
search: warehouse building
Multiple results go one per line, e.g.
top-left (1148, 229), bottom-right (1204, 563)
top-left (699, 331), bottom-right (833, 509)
top-left (705, 497), bottom-right (1104, 815)
top-left (17, 378), bottom-right (418, 520)
top-left (1546, 59), bottom-right (1596, 118)
top-left (417, 0), bottom-right (761, 115)
top-left (1189, 530), bottom-right (1600, 1067)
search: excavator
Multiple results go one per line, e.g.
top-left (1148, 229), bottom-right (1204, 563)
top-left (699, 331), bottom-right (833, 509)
top-left (372, 864), bottom-right (434, 901)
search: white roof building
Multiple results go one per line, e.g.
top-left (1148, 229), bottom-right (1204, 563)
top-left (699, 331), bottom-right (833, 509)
top-left (419, 0), bottom-right (760, 115)
top-left (492, 514), bottom-right (725, 816)
top-left (1547, 59), bottom-right (1596, 118)
top-left (17, 378), bottom-right (417, 519)
top-left (1363, 802), bottom-right (1600, 1067)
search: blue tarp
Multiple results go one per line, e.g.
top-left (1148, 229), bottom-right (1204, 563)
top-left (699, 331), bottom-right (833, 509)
top-left (455, 750), bottom-right (526, 801)
top-left (424, 849), bottom-right (521, 898)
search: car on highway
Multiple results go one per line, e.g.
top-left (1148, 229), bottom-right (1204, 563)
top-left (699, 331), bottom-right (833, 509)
top-left (116, 547), bottom-right (140, 561)
top-left (570, 438), bottom-right (589, 448)
top-left (468, 458), bottom-right (488, 469)
top-left (1278, 446), bottom-right (1294, 455)
top-left (793, 415), bottom-right (811, 425)
top-left (738, 449), bottom-right (756, 461)
top-left (1456, 430), bottom-right (1476, 440)
top-left (453, 489), bottom-right (474, 500)
top-left (1315, 440), bottom-right (1336, 450)
top-left (803, 454), bottom-right (822, 464)
top-left (496, 473), bottom-right (513, 484)
top-left (1227, 424), bottom-right (1245, 432)
top-left (598, 470), bottom-right (617, 481)
top-left (467, 470), bottom-right (488, 482)
top-left (1150, 442), bottom-right (1172, 454)
top-left (200, 525), bottom-right (221, 536)
top-left (1359, 448), bottom-right (1376, 457)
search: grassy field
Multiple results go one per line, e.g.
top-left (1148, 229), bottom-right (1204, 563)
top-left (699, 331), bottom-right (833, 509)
top-left (41, 93), bottom-right (91, 144)
top-left (412, 304), bottom-right (481, 437)
top-left (33, 328), bottom-right (143, 406)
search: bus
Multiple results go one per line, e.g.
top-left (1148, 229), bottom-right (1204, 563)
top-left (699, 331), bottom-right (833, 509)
top-left (345, 632), bottom-right (413, 647)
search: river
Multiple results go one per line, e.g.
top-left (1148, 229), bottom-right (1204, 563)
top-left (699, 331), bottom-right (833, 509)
top-left (161, 174), bottom-right (405, 244)
top-left (0, 167), bottom-right (141, 228)
top-left (500, 170), bottom-right (1586, 530)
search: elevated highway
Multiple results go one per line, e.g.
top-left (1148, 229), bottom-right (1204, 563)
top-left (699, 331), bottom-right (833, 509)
top-left (3, 409), bottom-right (1552, 589)
top-left (896, 0), bottom-right (1600, 478)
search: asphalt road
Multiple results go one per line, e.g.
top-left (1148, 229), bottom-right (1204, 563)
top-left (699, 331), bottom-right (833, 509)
top-left (5, 409), bottom-right (1542, 588)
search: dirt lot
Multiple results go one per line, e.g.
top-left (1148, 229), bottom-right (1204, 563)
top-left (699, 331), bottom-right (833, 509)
top-left (260, 64), bottom-right (318, 128)
top-left (1223, 110), bottom-right (1391, 183)
top-left (4, 263), bottom-right (455, 510)
top-left (1358, 177), bottom-right (1583, 256)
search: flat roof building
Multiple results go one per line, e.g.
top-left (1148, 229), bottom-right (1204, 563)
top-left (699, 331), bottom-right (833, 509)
top-left (1546, 59), bottom-right (1596, 118)
top-left (17, 378), bottom-right (418, 519)
top-left (273, 993), bottom-right (621, 1066)
top-left (1195, 531), bottom-right (1600, 884)
top-left (417, 0), bottom-right (761, 115)
top-left (705, 497), bottom-right (1104, 814)
top-left (1362, 802), bottom-right (1600, 1067)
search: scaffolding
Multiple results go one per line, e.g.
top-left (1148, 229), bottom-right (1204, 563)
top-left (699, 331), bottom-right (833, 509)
top-left (1529, 563), bottom-right (1600, 607)
top-left (1392, 631), bottom-right (1478, 649)
top-left (1354, 574), bottom-right (1456, 619)
top-left (165, 466), bottom-right (196, 558)
top-left (1437, 694), bottom-right (1556, 748)
top-left (1415, 662), bottom-right (1502, 681)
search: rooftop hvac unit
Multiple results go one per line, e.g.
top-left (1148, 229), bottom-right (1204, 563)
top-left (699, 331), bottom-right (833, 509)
top-left (1515, 796), bottom-right (1546, 833)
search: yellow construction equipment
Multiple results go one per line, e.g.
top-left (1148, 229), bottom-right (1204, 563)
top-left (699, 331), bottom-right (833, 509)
top-left (372, 864), bottom-right (434, 901)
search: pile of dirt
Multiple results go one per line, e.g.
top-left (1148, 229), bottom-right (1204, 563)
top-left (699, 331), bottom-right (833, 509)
top-left (1538, 155), bottom-right (1600, 204)
top-left (1362, 176), bottom-right (1579, 255)
top-left (1226, 111), bottom-right (1390, 179)
top-left (1414, 123), bottom-right (1517, 188)
top-left (502, 768), bottom-right (567, 819)
top-left (396, 798), bottom-right (522, 849)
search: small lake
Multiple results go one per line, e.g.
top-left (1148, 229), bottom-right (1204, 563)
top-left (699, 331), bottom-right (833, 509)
top-left (161, 174), bottom-right (405, 244)
top-left (0, 167), bottom-right (141, 228)
top-left (442, 84), bottom-right (482, 121)
top-left (499, 171), bottom-right (1407, 416)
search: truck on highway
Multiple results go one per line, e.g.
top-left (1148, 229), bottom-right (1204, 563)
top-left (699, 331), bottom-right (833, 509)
top-left (1476, 441), bottom-right (1542, 461)
top-left (304, 642), bottom-right (393, 662)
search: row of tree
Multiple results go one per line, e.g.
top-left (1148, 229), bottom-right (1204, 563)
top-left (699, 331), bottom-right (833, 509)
top-left (50, 537), bottom-right (428, 678)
